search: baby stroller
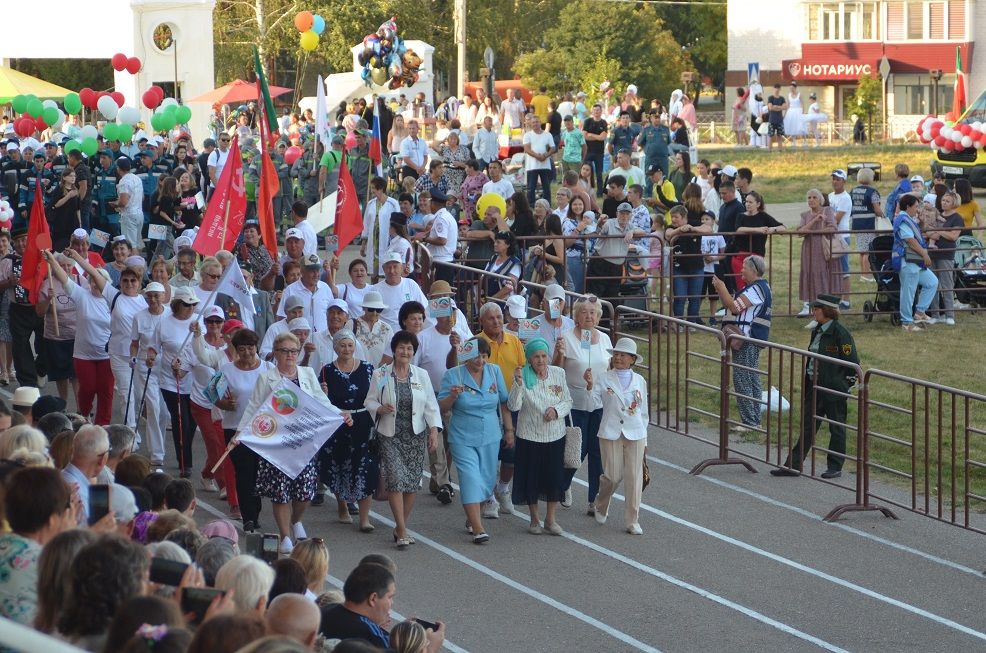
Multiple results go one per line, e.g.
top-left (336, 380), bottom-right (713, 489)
top-left (862, 235), bottom-right (901, 325)
top-left (619, 252), bottom-right (651, 328)
top-left (953, 234), bottom-right (986, 308)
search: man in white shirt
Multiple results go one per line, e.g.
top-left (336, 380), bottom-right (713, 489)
top-left (499, 89), bottom-right (526, 130)
top-left (369, 253), bottom-right (428, 331)
top-left (415, 308), bottom-right (458, 503)
top-left (482, 160), bottom-right (514, 200)
top-left (412, 190), bottom-right (458, 283)
top-left (276, 254), bottom-right (334, 332)
top-left (207, 133), bottom-right (231, 190)
top-left (456, 95), bottom-right (478, 135)
top-left (398, 120), bottom-right (428, 179)
top-left (110, 158), bottom-right (145, 256)
top-left (537, 284), bottom-right (575, 359)
top-left (360, 178), bottom-right (401, 279)
top-left (828, 169), bottom-right (854, 311)
top-left (472, 116), bottom-right (499, 170)
top-left (260, 294), bottom-right (305, 360)
top-left (606, 149), bottom-right (645, 188)
top-left (290, 201), bottom-right (318, 256)
top-left (523, 114), bottom-right (555, 207)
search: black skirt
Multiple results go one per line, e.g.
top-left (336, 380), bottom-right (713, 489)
top-left (511, 437), bottom-right (566, 505)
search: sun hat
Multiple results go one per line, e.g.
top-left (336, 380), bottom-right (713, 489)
top-left (361, 291), bottom-right (386, 310)
top-left (607, 337), bottom-right (639, 360)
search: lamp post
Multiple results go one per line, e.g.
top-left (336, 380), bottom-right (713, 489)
top-left (929, 69), bottom-right (944, 117)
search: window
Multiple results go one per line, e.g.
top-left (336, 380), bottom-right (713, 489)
top-left (805, 2), bottom-right (880, 41)
top-left (893, 76), bottom-right (954, 115)
top-left (889, 1), bottom-right (963, 41)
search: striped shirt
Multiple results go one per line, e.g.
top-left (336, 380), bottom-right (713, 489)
top-left (733, 281), bottom-right (768, 337)
top-left (507, 366), bottom-right (573, 443)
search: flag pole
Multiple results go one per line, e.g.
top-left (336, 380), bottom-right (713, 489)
top-left (211, 438), bottom-right (238, 474)
top-left (46, 261), bottom-right (59, 337)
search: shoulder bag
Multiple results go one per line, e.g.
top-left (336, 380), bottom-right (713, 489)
top-left (563, 412), bottom-right (583, 470)
top-left (822, 235), bottom-right (849, 261)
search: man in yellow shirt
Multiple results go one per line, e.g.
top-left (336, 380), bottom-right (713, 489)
top-left (646, 164), bottom-right (678, 227)
top-left (530, 86), bottom-right (551, 125)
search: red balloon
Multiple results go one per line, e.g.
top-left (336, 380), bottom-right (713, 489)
top-left (283, 145), bottom-right (303, 165)
top-left (934, 135), bottom-right (946, 146)
top-left (142, 90), bottom-right (161, 109)
top-left (151, 85), bottom-right (165, 102)
top-left (111, 53), bottom-right (128, 71)
top-left (930, 124), bottom-right (942, 136)
top-left (15, 118), bottom-right (34, 137)
top-left (79, 87), bottom-right (96, 109)
top-left (110, 92), bottom-right (125, 107)
top-left (34, 117), bottom-right (47, 131)
top-left (959, 124), bottom-right (971, 135)
top-left (126, 57), bottom-right (141, 75)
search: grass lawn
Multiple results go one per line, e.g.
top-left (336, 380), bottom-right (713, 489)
top-left (623, 232), bottom-right (986, 516)
top-left (698, 144), bottom-right (935, 204)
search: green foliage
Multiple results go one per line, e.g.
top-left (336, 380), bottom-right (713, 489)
top-left (9, 59), bottom-right (113, 94)
top-left (855, 74), bottom-right (882, 117)
top-left (652, 0), bottom-right (726, 87)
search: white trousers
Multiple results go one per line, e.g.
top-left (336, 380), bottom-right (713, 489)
top-left (133, 362), bottom-right (167, 464)
top-left (110, 354), bottom-right (137, 428)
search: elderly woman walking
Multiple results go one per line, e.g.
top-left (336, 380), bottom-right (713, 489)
top-left (508, 338), bottom-right (573, 535)
top-left (796, 189), bottom-right (841, 320)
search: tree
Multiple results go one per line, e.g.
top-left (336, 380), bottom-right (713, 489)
top-left (853, 74), bottom-right (883, 142)
top-left (9, 59), bottom-right (113, 95)
top-left (652, 1), bottom-right (727, 88)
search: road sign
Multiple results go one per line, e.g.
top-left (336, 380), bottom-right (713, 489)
top-left (747, 62), bottom-right (760, 85)
top-left (878, 56), bottom-right (891, 79)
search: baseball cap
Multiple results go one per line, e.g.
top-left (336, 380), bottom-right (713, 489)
top-left (284, 295), bottom-right (305, 311)
top-left (144, 282), bottom-right (166, 294)
top-left (203, 305), bottom-right (225, 321)
top-left (172, 287), bottom-right (200, 305)
top-left (910, 174), bottom-right (925, 184)
top-left (831, 169), bottom-right (848, 180)
top-left (331, 134), bottom-right (345, 145)
top-left (429, 188), bottom-right (448, 203)
top-left (328, 298), bottom-right (349, 313)
top-left (721, 164), bottom-right (738, 178)
top-left (5, 143), bottom-right (19, 153)
top-left (382, 252), bottom-right (403, 266)
top-left (285, 227), bottom-right (303, 240)
top-left (617, 202), bottom-right (632, 213)
top-left (221, 319), bottom-right (244, 335)
top-left (302, 254), bottom-right (321, 268)
top-left (923, 193), bottom-right (938, 205)
top-left (72, 228), bottom-right (88, 240)
top-left (288, 317), bottom-right (311, 332)
top-left (544, 284), bottom-right (566, 301)
top-left (505, 295), bottom-right (527, 319)
top-left (646, 164), bottom-right (664, 176)
top-left (201, 519), bottom-right (238, 544)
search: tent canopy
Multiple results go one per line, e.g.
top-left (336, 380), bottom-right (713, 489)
top-left (0, 66), bottom-right (73, 104)
top-left (186, 79), bottom-right (293, 106)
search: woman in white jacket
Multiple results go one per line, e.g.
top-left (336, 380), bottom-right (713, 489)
top-left (586, 337), bottom-right (649, 535)
top-left (365, 330), bottom-right (442, 549)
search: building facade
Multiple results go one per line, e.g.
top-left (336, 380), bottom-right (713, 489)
top-left (728, 0), bottom-right (984, 137)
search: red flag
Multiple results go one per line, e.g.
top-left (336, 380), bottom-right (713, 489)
top-left (255, 80), bottom-right (281, 260)
top-left (193, 136), bottom-right (246, 257)
top-left (369, 107), bottom-right (383, 176)
top-left (22, 181), bottom-right (51, 304)
top-left (334, 155), bottom-right (363, 254)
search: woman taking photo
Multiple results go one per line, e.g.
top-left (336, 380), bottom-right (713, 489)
top-left (483, 231), bottom-right (522, 300)
top-left (47, 168), bottom-right (80, 251)
top-left (796, 189), bottom-right (840, 318)
top-left (439, 337), bottom-right (511, 544)
top-left (587, 337), bottom-right (650, 535)
top-left (216, 328), bottom-right (272, 529)
top-left (42, 249), bottom-right (113, 425)
top-left (319, 329), bottom-right (377, 531)
top-left (729, 191), bottom-right (784, 290)
top-left (366, 331), bottom-right (442, 549)
top-left (239, 332), bottom-right (337, 553)
top-left (177, 170), bottom-right (202, 230)
top-left (147, 286), bottom-right (200, 477)
top-left (892, 194), bottom-right (938, 331)
top-left (508, 338), bottom-right (573, 535)
top-left (711, 255), bottom-right (772, 433)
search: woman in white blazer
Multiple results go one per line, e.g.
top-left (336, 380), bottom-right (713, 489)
top-left (236, 331), bottom-right (338, 554)
top-left (586, 337), bottom-right (649, 535)
top-left (365, 330), bottom-right (442, 549)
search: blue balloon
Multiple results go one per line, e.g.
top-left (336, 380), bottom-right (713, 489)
top-left (373, 42), bottom-right (381, 55)
top-left (312, 15), bottom-right (325, 35)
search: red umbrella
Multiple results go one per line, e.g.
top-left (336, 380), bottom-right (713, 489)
top-left (186, 79), bottom-right (292, 105)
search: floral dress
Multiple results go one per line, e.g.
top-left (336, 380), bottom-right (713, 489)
top-left (0, 533), bottom-right (40, 625)
top-left (441, 144), bottom-right (470, 195)
top-left (319, 361), bottom-right (378, 501)
top-left (378, 376), bottom-right (425, 493)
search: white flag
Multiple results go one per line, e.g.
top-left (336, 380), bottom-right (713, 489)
top-left (315, 75), bottom-right (330, 149)
top-left (305, 192), bottom-right (337, 234)
top-left (217, 261), bottom-right (256, 330)
top-left (237, 379), bottom-right (344, 479)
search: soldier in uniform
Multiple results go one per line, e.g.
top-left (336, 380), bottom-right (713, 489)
top-left (291, 136), bottom-right (321, 209)
top-left (93, 150), bottom-right (121, 237)
top-left (272, 140), bottom-right (292, 228)
top-left (135, 149), bottom-right (162, 236)
top-left (18, 152), bottom-right (54, 227)
top-left (347, 130), bottom-right (372, 207)
top-left (772, 293), bottom-right (860, 479)
top-left (0, 143), bottom-right (27, 208)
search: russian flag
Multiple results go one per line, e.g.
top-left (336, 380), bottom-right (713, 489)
top-left (369, 100), bottom-right (383, 177)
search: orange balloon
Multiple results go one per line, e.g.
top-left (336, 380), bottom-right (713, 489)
top-left (295, 11), bottom-right (314, 32)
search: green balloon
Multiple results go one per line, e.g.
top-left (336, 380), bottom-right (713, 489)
top-left (63, 139), bottom-right (82, 154)
top-left (175, 105), bottom-right (192, 124)
top-left (11, 95), bottom-right (27, 114)
top-left (26, 99), bottom-right (44, 119)
top-left (150, 113), bottom-right (164, 132)
top-left (64, 93), bottom-right (81, 115)
top-left (118, 124), bottom-right (134, 142)
top-left (80, 137), bottom-right (98, 157)
top-left (159, 113), bottom-right (176, 130)
top-left (103, 123), bottom-right (118, 141)
top-left (164, 103), bottom-right (178, 116)
top-left (42, 107), bottom-right (59, 126)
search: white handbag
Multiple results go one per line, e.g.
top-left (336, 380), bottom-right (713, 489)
top-left (563, 414), bottom-right (583, 469)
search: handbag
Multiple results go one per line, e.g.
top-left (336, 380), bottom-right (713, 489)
top-left (563, 414), bottom-right (583, 470)
top-left (642, 458), bottom-right (651, 491)
top-left (875, 215), bottom-right (893, 232)
top-left (720, 321), bottom-right (744, 351)
top-left (756, 122), bottom-right (770, 136)
top-left (822, 235), bottom-right (849, 261)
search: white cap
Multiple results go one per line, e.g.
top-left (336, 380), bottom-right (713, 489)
top-left (174, 236), bottom-right (193, 249)
top-left (627, 84), bottom-right (638, 95)
top-left (923, 193), bottom-right (938, 204)
top-left (6, 143), bottom-right (19, 153)
top-left (505, 295), bottom-right (527, 319)
top-left (125, 255), bottom-right (145, 268)
top-left (203, 305), bottom-right (225, 320)
top-left (285, 228), bottom-right (304, 240)
top-left (288, 317), bottom-right (311, 332)
top-left (327, 298), bottom-right (349, 312)
top-left (911, 174), bottom-right (926, 184)
top-left (172, 287), bottom-right (200, 305)
top-left (144, 282), bottom-right (166, 294)
top-left (382, 252), bottom-right (403, 265)
top-left (544, 284), bottom-right (566, 302)
top-left (72, 228), bottom-right (88, 240)
top-left (721, 165), bottom-right (738, 177)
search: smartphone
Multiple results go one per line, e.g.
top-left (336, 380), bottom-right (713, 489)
top-left (88, 484), bottom-right (110, 526)
top-left (181, 587), bottom-right (225, 624)
top-left (261, 533), bottom-right (280, 563)
top-left (414, 618), bottom-right (438, 631)
top-left (242, 532), bottom-right (263, 560)
top-left (149, 557), bottom-right (189, 586)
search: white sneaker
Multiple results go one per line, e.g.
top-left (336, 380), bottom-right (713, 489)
top-left (292, 522), bottom-right (307, 541)
top-left (200, 478), bottom-right (219, 493)
top-left (593, 506), bottom-right (608, 524)
top-left (495, 489), bottom-right (513, 514)
top-left (627, 523), bottom-right (643, 535)
top-left (797, 303), bottom-right (811, 317)
top-left (944, 318), bottom-right (956, 325)
top-left (218, 487), bottom-right (227, 500)
top-left (803, 320), bottom-right (818, 330)
top-left (561, 489), bottom-right (573, 508)
top-left (481, 499), bottom-right (500, 519)
top-left (278, 536), bottom-right (294, 555)
top-left (954, 301), bottom-right (971, 309)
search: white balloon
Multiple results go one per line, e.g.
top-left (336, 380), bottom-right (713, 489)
top-left (0, 201), bottom-right (8, 210)
top-left (42, 99), bottom-right (57, 110)
top-left (53, 110), bottom-right (65, 130)
top-left (80, 125), bottom-right (98, 140)
top-left (961, 136), bottom-right (973, 148)
top-left (951, 130), bottom-right (963, 143)
top-left (97, 95), bottom-right (119, 120)
top-left (161, 97), bottom-right (178, 108)
top-left (118, 106), bottom-right (140, 125)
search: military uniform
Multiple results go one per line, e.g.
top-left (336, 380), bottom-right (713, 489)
top-left (18, 163), bottom-right (54, 225)
top-left (291, 146), bottom-right (320, 208)
top-left (783, 316), bottom-right (860, 474)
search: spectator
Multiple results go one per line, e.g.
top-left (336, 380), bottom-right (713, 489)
top-left (665, 200), bottom-right (712, 325)
top-left (319, 563), bottom-right (395, 646)
top-left (849, 167), bottom-right (883, 283)
top-left (728, 191), bottom-right (784, 291)
top-left (187, 613), bottom-right (267, 653)
top-left (953, 178), bottom-right (983, 231)
top-left (268, 558), bottom-right (309, 602)
top-left (143, 471), bottom-right (174, 511)
top-left (102, 595), bottom-right (184, 653)
top-left (145, 510), bottom-right (196, 543)
top-left (0, 424), bottom-right (47, 461)
top-left (926, 190), bottom-right (964, 325)
top-left (98, 424), bottom-right (136, 483)
top-left (884, 163), bottom-right (912, 217)
top-left (196, 536), bottom-right (236, 587)
top-left (828, 169), bottom-right (853, 308)
top-left (892, 194), bottom-right (938, 332)
top-left (587, 202), bottom-right (646, 322)
top-left (290, 537), bottom-right (330, 601)
top-left (796, 189), bottom-right (840, 320)
top-left (163, 478), bottom-right (196, 515)
top-left (216, 555), bottom-right (277, 614)
top-left (115, 454), bottom-right (152, 487)
top-left (164, 527), bottom-right (206, 560)
top-left (391, 620), bottom-right (431, 653)
top-left (265, 593), bottom-right (321, 648)
top-left (61, 425), bottom-right (110, 525)
top-left (35, 529), bottom-right (96, 634)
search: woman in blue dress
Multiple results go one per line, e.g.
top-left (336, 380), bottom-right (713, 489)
top-left (439, 337), bottom-right (512, 545)
top-left (319, 329), bottom-right (377, 533)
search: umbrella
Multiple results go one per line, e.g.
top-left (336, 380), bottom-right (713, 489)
top-left (186, 79), bottom-right (293, 105)
top-left (0, 66), bottom-right (73, 104)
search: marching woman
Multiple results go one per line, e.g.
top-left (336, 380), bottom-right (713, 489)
top-left (508, 338), bottom-right (573, 535)
top-left (587, 337), bottom-right (650, 535)
top-left (130, 282), bottom-right (170, 466)
top-left (365, 330), bottom-right (442, 549)
top-left (42, 249), bottom-right (113, 425)
top-left (238, 332), bottom-right (338, 553)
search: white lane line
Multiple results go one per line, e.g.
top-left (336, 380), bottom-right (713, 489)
top-left (646, 454), bottom-right (984, 577)
top-left (194, 499), bottom-right (476, 653)
top-left (424, 474), bottom-right (847, 653)
top-left (571, 477), bottom-right (986, 643)
top-left (366, 509), bottom-right (663, 653)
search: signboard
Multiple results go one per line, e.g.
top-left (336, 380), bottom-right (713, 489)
top-left (747, 62), bottom-right (760, 85)
top-left (783, 59), bottom-right (874, 81)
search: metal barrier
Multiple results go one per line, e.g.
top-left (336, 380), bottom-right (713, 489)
top-left (862, 369), bottom-right (986, 533)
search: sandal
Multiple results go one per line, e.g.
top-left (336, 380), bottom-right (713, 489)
top-left (337, 513), bottom-right (353, 524)
top-left (396, 536), bottom-right (411, 549)
top-left (392, 529), bottom-right (415, 544)
top-left (359, 523), bottom-right (375, 533)
top-left (472, 532), bottom-right (490, 545)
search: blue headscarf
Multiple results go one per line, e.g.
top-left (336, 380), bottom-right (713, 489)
top-left (522, 338), bottom-right (550, 389)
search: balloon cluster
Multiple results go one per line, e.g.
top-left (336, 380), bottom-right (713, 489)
top-left (10, 95), bottom-right (65, 135)
top-left (358, 17), bottom-right (421, 89)
top-left (142, 85), bottom-right (166, 110)
top-left (111, 53), bottom-right (143, 75)
top-left (78, 88), bottom-right (125, 112)
top-left (917, 115), bottom-right (986, 152)
top-left (0, 200), bottom-right (15, 227)
top-left (295, 11), bottom-right (326, 52)
top-left (150, 99), bottom-right (192, 132)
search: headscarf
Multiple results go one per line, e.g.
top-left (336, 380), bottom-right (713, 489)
top-left (332, 328), bottom-right (356, 346)
top-left (522, 338), bottom-right (550, 389)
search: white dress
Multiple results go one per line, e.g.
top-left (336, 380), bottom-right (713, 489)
top-left (784, 92), bottom-right (806, 137)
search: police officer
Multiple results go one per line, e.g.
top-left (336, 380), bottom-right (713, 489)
top-left (772, 293), bottom-right (860, 479)
top-left (18, 152), bottom-right (53, 225)
top-left (0, 142), bottom-right (27, 206)
top-left (93, 150), bottom-right (120, 234)
top-left (291, 136), bottom-right (321, 208)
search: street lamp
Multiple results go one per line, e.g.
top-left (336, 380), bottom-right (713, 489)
top-left (929, 69), bottom-right (943, 117)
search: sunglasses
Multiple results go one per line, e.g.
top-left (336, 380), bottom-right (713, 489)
top-left (205, 319), bottom-right (224, 325)
top-left (204, 273), bottom-right (220, 280)
top-left (178, 301), bottom-right (196, 307)
top-left (365, 307), bottom-right (384, 313)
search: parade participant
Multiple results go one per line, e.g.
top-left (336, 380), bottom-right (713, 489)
top-left (352, 290), bottom-right (393, 368)
top-left (368, 253), bottom-right (428, 331)
top-left (131, 282), bottom-right (169, 466)
top-left (361, 178), bottom-right (401, 279)
top-left (105, 236), bottom-right (134, 287)
top-left (276, 254), bottom-right (334, 332)
top-left (46, 168), bottom-right (80, 251)
top-left (35, 253), bottom-right (77, 402)
top-left (110, 157), bottom-right (145, 256)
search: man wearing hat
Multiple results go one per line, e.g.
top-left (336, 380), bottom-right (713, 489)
top-left (276, 253), bottom-right (334, 332)
top-left (132, 281), bottom-right (170, 465)
top-left (280, 227), bottom-right (307, 271)
top-left (638, 110), bottom-right (671, 191)
top-left (68, 229), bottom-right (107, 270)
top-left (0, 228), bottom-right (46, 387)
top-left (360, 177), bottom-right (400, 279)
top-left (291, 137), bottom-right (323, 209)
top-left (772, 294), bottom-right (859, 479)
top-left (427, 280), bottom-right (471, 341)
top-left (347, 130), bottom-right (372, 200)
top-left (310, 299), bottom-right (367, 370)
top-left (587, 202), bottom-right (647, 326)
top-left (110, 157), bottom-right (145, 256)
top-left (260, 293), bottom-right (307, 360)
top-left (18, 151), bottom-right (53, 224)
top-left (412, 189), bottom-right (458, 284)
top-left (318, 134), bottom-right (344, 199)
top-left (10, 387), bottom-right (40, 425)
top-left (538, 284), bottom-right (575, 359)
top-left (369, 252), bottom-right (428, 331)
